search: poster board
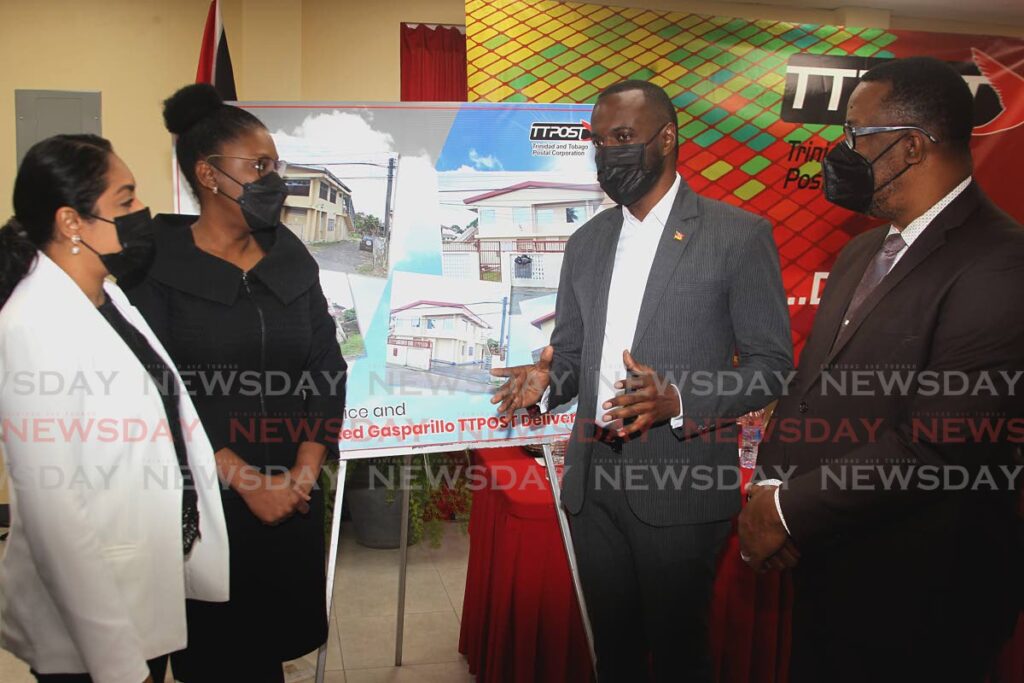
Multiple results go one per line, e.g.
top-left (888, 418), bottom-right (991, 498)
top-left (175, 102), bottom-right (596, 458)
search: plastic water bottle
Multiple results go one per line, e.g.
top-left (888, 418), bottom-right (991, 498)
top-left (738, 409), bottom-right (764, 469)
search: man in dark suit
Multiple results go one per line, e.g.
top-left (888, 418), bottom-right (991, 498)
top-left (492, 80), bottom-right (792, 681)
top-left (739, 57), bottom-right (1024, 682)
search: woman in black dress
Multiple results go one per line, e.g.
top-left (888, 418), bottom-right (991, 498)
top-left (127, 84), bottom-right (347, 682)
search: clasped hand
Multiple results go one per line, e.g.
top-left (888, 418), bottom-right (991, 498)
top-left (241, 469), bottom-right (313, 526)
top-left (737, 483), bottom-right (800, 572)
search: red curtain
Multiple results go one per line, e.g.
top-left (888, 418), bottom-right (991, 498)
top-left (400, 23), bottom-right (468, 102)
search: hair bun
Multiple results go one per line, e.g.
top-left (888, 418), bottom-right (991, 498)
top-left (163, 83), bottom-right (224, 136)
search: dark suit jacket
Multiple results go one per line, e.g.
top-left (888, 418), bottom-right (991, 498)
top-left (547, 177), bottom-right (793, 526)
top-left (758, 181), bottom-right (1024, 670)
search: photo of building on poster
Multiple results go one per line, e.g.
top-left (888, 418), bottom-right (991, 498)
top-left (386, 272), bottom-right (511, 395)
top-left (259, 109), bottom-right (405, 279)
top-left (439, 175), bottom-right (610, 366)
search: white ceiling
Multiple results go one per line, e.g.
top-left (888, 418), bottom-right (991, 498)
top-left (570, 0), bottom-right (1024, 27)
top-left (761, 0), bottom-right (1024, 24)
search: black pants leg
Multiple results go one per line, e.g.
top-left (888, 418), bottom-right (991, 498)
top-left (571, 457), bottom-right (648, 682)
top-left (631, 512), bottom-right (731, 682)
top-left (569, 442), bottom-right (731, 683)
top-left (33, 655), bottom-right (168, 683)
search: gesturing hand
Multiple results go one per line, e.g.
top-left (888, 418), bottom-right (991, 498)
top-left (490, 345), bottom-right (553, 417)
top-left (601, 350), bottom-right (681, 438)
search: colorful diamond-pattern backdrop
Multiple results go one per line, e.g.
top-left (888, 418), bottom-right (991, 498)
top-left (466, 0), bottom-right (1024, 357)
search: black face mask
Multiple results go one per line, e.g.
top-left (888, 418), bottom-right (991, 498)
top-left (82, 207), bottom-right (156, 289)
top-left (595, 128), bottom-right (666, 207)
top-left (212, 166), bottom-right (288, 231)
top-left (823, 136), bottom-right (912, 214)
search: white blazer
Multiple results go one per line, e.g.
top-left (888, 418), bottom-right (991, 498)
top-left (0, 253), bottom-right (229, 683)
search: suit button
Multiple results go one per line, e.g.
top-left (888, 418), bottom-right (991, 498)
top-left (798, 401), bottom-right (808, 414)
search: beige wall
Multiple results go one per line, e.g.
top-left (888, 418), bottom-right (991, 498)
top-left (0, 0), bottom-right (467, 218)
top-left (581, 0), bottom-right (1024, 37)
top-left (299, 0), bottom-right (467, 101)
top-left (0, 0), bottom-right (213, 217)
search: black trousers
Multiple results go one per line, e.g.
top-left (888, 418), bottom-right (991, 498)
top-left (569, 441), bottom-right (731, 683)
top-left (169, 599), bottom-right (286, 683)
top-left (789, 561), bottom-right (1016, 683)
top-left (33, 656), bottom-right (168, 683)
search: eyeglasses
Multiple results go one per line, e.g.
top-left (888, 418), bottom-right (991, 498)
top-left (843, 123), bottom-right (939, 150)
top-left (205, 155), bottom-right (288, 177)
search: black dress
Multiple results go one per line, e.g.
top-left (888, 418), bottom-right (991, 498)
top-left (126, 215), bottom-right (346, 680)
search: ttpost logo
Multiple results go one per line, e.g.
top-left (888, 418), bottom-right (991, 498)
top-left (780, 49), bottom-right (1024, 136)
top-left (529, 120), bottom-right (592, 141)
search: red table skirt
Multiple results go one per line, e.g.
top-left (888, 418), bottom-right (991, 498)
top-left (459, 447), bottom-right (594, 682)
top-left (459, 447), bottom-right (1024, 682)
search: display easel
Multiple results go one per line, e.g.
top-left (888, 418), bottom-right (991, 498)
top-left (315, 460), bottom-right (347, 682)
top-left (312, 444), bottom-right (475, 680)
top-left (313, 439), bottom-right (598, 682)
top-left (540, 442), bottom-right (598, 677)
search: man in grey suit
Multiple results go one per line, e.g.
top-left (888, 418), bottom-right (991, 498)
top-left (492, 80), bottom-right (792, 681)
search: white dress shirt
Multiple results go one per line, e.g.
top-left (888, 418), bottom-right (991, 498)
top-left (764, 176), bottom-right (974, 536)
top-left (595, 173), bottom-right (685, 428)
top-left (889, 176), bottom-right (972, 266)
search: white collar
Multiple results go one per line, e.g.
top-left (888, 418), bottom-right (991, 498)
top-left (888, 176), bottom-right (972, 248)
top-left (623, 173), bottom-right (682, 228)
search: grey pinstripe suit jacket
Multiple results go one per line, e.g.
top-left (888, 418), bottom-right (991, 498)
top-left (546, 177), bottom-right (793, 525)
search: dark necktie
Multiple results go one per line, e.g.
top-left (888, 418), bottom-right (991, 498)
top-left (832, 231), bottom-right (907, 351)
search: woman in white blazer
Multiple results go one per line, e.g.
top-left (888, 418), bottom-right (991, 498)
top-left (0, 134), bottom-right (229, 683)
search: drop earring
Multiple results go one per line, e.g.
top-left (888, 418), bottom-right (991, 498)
top-left (70, 234), bottom-right (81, 255)
top-left (212, 186), bottom-right (219, 195)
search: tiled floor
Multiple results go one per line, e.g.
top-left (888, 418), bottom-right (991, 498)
top-left (0, 522), bottom-right (474, 683)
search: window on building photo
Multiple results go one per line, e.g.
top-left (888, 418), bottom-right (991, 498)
top-left (566, 205), bottom-right (588, 223)
top-left (479, 208), bottom-right (496, 226)
top-left (319, 182), bottom-right (330, 200)
top-left (536, 208), bottom-right (554, 225)
top-left (330, 187), bottom-right (337, 203)
top-left (512, 207), bottom-right (530, 229)
top-left (285, 179), bottom-right (311, 196)
top-left (443, 318), bottom-right (454, 330)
